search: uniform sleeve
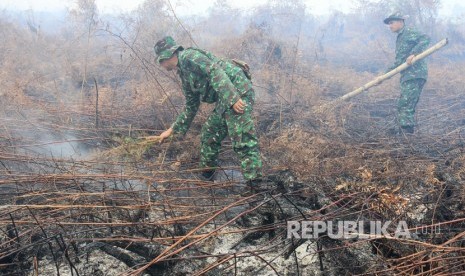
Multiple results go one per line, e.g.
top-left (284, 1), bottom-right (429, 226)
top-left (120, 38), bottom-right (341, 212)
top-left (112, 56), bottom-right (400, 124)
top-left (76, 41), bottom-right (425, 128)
top-left (187, 52), bottom-right (241, 114)
top-left (171, 85), bottom-right (200, 136)
top-left (409, 30), bottom-right (430, 55)
top-left (386, 30), bottom-right (430, 73)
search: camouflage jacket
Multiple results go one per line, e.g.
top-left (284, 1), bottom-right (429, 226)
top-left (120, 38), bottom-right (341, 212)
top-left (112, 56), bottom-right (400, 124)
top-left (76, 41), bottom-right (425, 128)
top-left (171, 48), bottom-right (253, 135)
top-left (388, 27), bottom-right (430, 83)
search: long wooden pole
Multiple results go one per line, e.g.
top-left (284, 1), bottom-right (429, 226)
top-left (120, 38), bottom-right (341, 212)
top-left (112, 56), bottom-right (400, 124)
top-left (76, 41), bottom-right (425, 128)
top-left (339, 38), bottom-right (448, 101)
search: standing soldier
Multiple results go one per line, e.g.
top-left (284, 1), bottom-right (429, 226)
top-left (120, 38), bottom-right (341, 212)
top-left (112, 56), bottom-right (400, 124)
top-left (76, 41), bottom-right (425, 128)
top-left (384, 12), bottom-right (430, 134)
top-left (153, 36), bottom-right (263, 185)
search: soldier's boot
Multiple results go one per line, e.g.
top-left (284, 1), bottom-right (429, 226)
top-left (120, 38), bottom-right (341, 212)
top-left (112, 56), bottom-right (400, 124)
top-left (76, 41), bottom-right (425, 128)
top-left (401, 125), bottom-right (414, 134)
top-left (387, 127), bottom-right (401, 136)
top-left (200, 170), bottom-right (215, 181)
top-left (247, 177), bottom-right (273, 192)
top-left (247, 177), bottom-right (263, 190)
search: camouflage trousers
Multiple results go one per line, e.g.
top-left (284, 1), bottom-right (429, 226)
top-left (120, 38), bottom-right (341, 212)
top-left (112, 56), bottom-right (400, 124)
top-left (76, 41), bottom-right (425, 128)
top-left (200, 89), bottom-right (262, 180)
top-left (398, 78), bottom-right (426, 128)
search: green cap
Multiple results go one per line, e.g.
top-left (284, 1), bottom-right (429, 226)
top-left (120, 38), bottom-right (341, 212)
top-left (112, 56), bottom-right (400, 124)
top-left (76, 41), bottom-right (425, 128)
top-left (154, 36), bottom-right (184, 64)
top-left (383, 12), bottom-right (406, 24)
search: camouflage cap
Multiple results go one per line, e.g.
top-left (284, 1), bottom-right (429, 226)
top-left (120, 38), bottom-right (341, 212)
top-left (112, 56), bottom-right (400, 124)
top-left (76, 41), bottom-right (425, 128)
top-left (384, 12), bottom-right (406, 24)
top-left (154, 36), bottom-right (184, 64)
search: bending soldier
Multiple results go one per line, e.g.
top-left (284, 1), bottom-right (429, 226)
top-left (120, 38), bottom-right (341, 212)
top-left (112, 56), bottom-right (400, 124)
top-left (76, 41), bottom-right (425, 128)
top-left (154, 36), bottom-right (263, 184)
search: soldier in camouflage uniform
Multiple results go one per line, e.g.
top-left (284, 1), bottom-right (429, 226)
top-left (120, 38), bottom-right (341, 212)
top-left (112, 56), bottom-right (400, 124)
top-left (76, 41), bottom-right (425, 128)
top-left (153, 36), bottom-right (263, 182)
top-left (384, 12), bottom-right (430, 134)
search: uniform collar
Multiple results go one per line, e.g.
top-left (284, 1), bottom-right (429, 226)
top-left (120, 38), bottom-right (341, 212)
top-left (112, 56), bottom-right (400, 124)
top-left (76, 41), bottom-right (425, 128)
top-left (176, 51), bottom-right (183, 74)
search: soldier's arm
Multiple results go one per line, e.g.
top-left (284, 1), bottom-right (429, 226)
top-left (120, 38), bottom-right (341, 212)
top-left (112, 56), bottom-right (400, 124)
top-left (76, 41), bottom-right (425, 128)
top-left (187, 52), bottom-right (241, 114)
top-left (410, 30), bottom-right (430, 55)
top-left (171, 86), bottom-right (200, 136)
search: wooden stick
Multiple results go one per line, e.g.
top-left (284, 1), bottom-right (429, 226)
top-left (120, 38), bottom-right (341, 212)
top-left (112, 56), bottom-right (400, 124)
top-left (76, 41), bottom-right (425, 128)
top-left (339, 38), bottom-right (448, 101)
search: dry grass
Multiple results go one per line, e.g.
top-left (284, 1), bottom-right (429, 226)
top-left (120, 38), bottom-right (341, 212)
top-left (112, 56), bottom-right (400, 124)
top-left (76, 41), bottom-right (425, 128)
top-left (97, 136), bottom-right (162, 160)
top-left (0, 3), bottom-right (464, 275)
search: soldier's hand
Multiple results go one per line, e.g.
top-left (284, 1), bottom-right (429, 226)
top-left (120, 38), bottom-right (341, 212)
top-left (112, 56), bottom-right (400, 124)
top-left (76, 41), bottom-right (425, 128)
top-left (232, 99), bottom-right (246, 114)
top-left (406, 54), bottom-right (415, 65)
top-left (159, 127), bottom-right (173, 143)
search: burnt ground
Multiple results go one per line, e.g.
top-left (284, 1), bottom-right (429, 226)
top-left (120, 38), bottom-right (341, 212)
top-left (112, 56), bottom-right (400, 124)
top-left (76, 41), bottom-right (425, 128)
top-left (1, 95), bottom-right (464, 275)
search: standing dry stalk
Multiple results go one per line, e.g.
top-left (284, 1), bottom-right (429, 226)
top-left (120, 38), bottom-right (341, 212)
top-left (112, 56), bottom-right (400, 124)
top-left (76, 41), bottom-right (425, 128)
top-left (94, 77), bottom-right (99, 129)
